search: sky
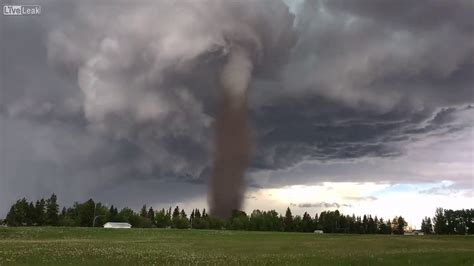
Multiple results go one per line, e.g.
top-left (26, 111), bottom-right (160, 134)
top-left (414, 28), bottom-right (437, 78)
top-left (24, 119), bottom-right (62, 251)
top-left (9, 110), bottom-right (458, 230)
top-left (0, 0), bottom-right (473, 227)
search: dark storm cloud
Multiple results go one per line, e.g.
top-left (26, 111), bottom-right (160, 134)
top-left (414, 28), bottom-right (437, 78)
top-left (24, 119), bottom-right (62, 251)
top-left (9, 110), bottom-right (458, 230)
top-left (274, 0), bottom-right (473, 110)
top-left (249, 0), bottom-right (473, 170)
top-left (1, 0), bottom-right (473, 215)
top-left (325, 0), bottom-right (474, 31)
top-left (251, 103), bottom-right (472, 170)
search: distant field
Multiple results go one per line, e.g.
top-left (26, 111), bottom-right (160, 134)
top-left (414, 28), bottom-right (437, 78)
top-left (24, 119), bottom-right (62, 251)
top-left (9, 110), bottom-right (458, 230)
top-left (0, 227), bottom-right (472, 265)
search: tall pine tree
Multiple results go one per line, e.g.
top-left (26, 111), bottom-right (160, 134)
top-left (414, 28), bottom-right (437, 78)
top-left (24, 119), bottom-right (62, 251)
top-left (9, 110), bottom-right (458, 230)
top-left (283, 207), bottom-right (294, 232)
top-left (45, 194), bottom-right (59, 226)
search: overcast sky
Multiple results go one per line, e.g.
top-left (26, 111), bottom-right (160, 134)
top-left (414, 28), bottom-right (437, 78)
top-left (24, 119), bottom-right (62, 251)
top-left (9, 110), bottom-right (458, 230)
top-left (1, 0), bottom-right (473, 226)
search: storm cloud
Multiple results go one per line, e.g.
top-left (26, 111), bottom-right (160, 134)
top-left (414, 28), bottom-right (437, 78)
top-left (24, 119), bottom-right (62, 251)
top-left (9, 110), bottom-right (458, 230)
top-left (1, 0), bottom-right (472, 215)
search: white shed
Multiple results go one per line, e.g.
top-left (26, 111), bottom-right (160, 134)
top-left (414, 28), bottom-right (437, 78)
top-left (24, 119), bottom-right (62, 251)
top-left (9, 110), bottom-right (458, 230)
top-left (103, 222), bottom-right (132, 229)
top-left (404, 231), bottom-right (424, 236)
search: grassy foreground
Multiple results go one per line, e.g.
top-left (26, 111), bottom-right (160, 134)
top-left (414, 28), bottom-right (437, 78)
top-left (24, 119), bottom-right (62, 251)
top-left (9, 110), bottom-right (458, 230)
top-left (0, 227), bottom-right (472, 265)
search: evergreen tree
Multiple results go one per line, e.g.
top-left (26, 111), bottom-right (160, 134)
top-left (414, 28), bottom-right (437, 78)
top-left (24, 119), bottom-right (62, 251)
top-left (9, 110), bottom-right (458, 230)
top-left (347, 215), bottom-right (356, 233)
top-left (362, 215), bottom-right (368, 234)
top-left (283, 207), bottom-right (294, 232)
top-left (367, 216), bottom-right (377, 234)
top-left (301, 212), bottom-right (313, 232)
top-left (192, 209), bottom-right (209, 229)
top-left (45, 194), bottom-right (59, 226)
top-left (421, 217), bottom-right (431, 234)
top-left (35, 199), bottom-right (46, 226)
top-left (425, 217), bottom-right (433, 234)
top-left (5, 206), bottom-right (18, 226)
top-left (444, 209), bottom-right (456, 234)
top-left (172, 206), bottom-right (180, 219)
top-left (148, 207), bottom-right (155, 223)
top-left (465, 209), bottom-right (474, 234)
top-left (4, 198), bottom-right (30, 226)
top-left (166, 207), bottom-right (172, 226)
top-left (338, 214), bottom-right (348, 233)
top-left (392, 216), bottom-right (407, 234)
top-left (171, 206), bottom-right (181, 228)
top-left (374, 216), bottom-right (380, 233)
top-left (386, 219), bottom-right (393, 234)
top-left (378, 218), bottom-right (386, 234)
top-left (77, 199), bottom-right (95, 227)
top-left (26, 202), bottom-right (35, 226)
top-left (140, 205), bottom-right (148, 218)
top-left (58, 206), bottom-right (74, 226)
top-left (108, 205), bottom-right (119, 222)
top-left (195, 209), bottom-right (201, 218)
top-left (190, 210), bottom-right (195, 228)
top-left (294, 215), bottom-right (303, 232)
top-left (314, 213), bottom-right (320, 230)
top-left (433, 208), bottom-right (447, 234)
top-left (169, 207), bottom-right (189, 229)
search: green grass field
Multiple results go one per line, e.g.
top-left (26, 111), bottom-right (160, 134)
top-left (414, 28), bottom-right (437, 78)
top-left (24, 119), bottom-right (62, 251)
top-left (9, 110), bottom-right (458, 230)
top-left (0, 227), bottom-right (472, 265)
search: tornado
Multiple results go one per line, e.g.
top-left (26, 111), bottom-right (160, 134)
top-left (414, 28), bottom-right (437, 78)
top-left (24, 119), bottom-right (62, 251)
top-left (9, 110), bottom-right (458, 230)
top-left (45, 0), bottom-right (296, 220)
top-left (210, 48), bottom-right (253, 219)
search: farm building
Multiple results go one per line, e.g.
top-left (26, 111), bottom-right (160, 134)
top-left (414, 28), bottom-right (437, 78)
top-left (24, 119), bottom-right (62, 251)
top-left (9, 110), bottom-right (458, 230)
top-left (103, 222), bottom-right (132, 229)
top-left (404, 231), bottom-right (424, 236)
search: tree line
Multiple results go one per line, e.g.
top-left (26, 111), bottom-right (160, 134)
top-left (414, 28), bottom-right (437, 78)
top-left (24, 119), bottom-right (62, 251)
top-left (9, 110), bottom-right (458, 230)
top-left (2, 194), bottom-right (473, 234)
